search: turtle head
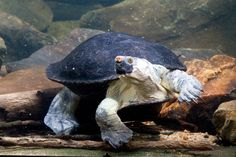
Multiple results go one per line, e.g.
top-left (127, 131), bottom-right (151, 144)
top-left (115, 56), bottom-right (134, 74)
top-left (115, 55), bottom-right (156, 82)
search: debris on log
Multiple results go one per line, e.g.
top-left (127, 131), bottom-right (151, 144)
top-left (0, 131), bottom-right (217, 150)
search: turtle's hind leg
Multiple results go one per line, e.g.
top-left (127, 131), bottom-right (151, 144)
top-left (96, 98), bottom-right (133, 149)
top-left (44, 87), bottom-right (80, 135)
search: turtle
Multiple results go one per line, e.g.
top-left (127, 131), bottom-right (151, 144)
top-left (44, 32), bottom-right (202, 149)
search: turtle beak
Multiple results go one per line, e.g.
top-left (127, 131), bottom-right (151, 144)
top-left (115, 56), bottom-right (133, 75)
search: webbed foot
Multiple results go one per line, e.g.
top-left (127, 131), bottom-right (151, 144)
top-left (44, 114), bottom-right (79, 135)
top-left (178, 75), bottom-right (202, 103)
top-left (96, 98), bottom-right (133, 149)
top-left (44, 87), bottom-right (80, 135)
top-left (100, 122), bottom-right (133, 149)
top-left (160, 69), bottom-right (203, 103)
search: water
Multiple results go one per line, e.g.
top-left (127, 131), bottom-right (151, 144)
top-left (0, 0), bottom-right (235, 64)
top-left (0, 0), bottom-right (235, 156)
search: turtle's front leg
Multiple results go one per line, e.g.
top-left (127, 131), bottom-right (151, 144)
top-left (44, 87), bottom-right (80, 135)
top-left (161, 69), bottom-right (202, 103)
top-left (96, 98), bottom-right (133, 149)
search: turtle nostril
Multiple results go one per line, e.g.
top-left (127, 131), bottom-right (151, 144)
top-left (115, 56), bottom-right (124, 63)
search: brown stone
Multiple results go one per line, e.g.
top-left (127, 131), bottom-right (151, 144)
top-left (212, 100), bottom-right (236, 145)
top-left (0, 67), bottom-right (61, 94)
top-left (157, 55), bottom-right (236, 133)
top-left (186, 55), bottom-right (236, 100)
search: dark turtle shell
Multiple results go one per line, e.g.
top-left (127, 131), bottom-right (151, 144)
top-left (46, 32), bottom-right (186, 95)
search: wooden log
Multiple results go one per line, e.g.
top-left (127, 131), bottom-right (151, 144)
top-left (0, 120), bottom-right (41, 129)
top-left (0, 88), bottom-right (61, 121)
top-left (0, 131), bottom-right (218, 150)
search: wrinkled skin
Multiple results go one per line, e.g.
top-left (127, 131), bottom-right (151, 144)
top-left (95, 56), bottom-right (202, 148)
top-left (44, 56), bottom-right (202, 149)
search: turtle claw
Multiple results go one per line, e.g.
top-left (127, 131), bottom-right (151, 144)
top-left (178, 76), bottom-right (203, 104)
top-left (96, 98), bottom-right (133, 149)
top-left (44, 114), bottom-right (79, 135)
top-left (192, 98), bottom-right (199, 104)
top-left (44, 87), bottom-right (80, 135)
top-left (101, 126), bottom-right (133, 149)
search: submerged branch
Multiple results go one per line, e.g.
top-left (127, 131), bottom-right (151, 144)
top-left (0, 120), bottom-right (41, 129)
top-left (0, 131), bottom-right (218, 150)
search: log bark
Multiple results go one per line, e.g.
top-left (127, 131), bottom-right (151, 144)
top-left (0, 120), bottom-right (41, 129)
top-left (0, 88), bottom-right (61, 121)
top-left (0, 131), bottom-right (217, 150)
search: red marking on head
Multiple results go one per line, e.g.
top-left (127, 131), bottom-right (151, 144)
top-left (115, 56), bottom-right (125, 63)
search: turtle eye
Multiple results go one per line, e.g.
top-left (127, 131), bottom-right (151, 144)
top-left (127, 57), bottom-right (133, 64)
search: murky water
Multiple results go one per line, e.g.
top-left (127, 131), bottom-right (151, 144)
top-left (0, 0), bottom-right (235, 156)
top-left (0, 0), bottom-right (235, 63)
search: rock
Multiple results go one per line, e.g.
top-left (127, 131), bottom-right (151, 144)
top-left (45, 1), bottom-right (103, 21)
top-left (164, 12), bottom-right (236, 57)
top-left (80, 0), bottom-right (235, 39)
top-left (0, 37), bottom-right (7, 70)
top-left (157, 55), bottom-right (236, 133)
top-left (47, 21), bottom-right (81, 40)
top-left (44, 0), bottom-right (123, 21)
top-left (79, 0), bottom-right (236, 55)
top-left (212, 100), bottom-right (236, 145)
top-left (0, 67), bottom-right (61, 95)
top-left (0, 37), bottom-right (6, 49)
top-left (44, 0), bottom-right (124, 7)
top-left (5, 28), bottom-right (104, 72)
top-left (185, 55), bottom-right (236, 91)
top-left (0, 0), bottom-right (53, 31)
top-left (173, 48), bottom-right (224, 62)
top-left (0, 11), bottom-right (56, 62)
